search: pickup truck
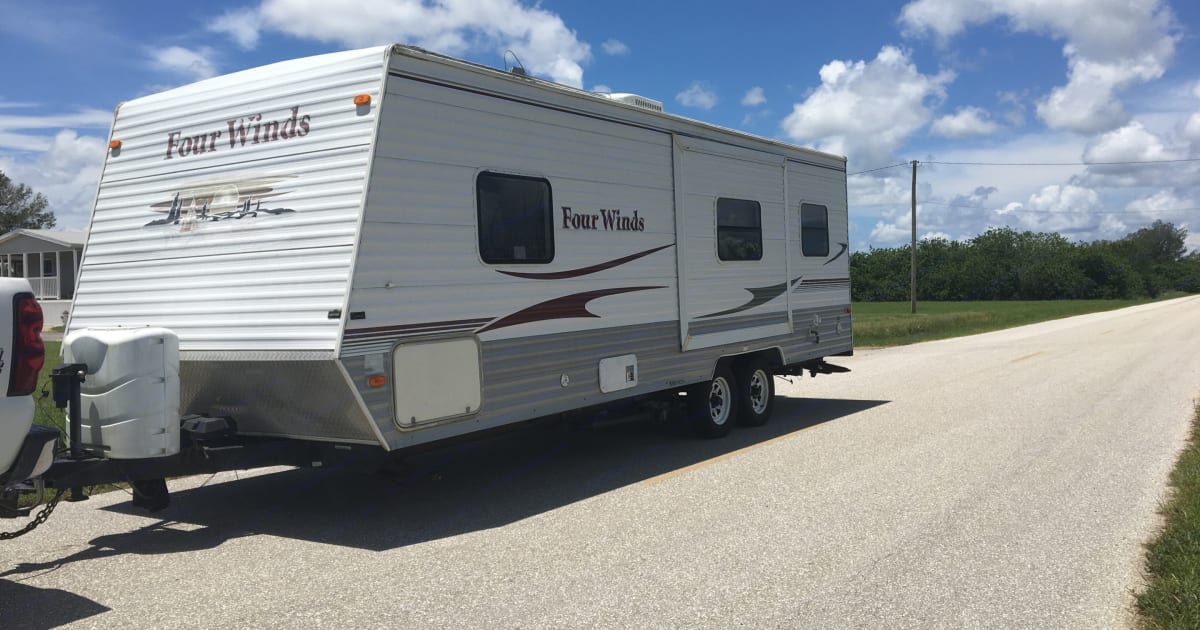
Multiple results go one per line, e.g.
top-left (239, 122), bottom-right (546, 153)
top-left (0, 277), bottom-right (55, 517)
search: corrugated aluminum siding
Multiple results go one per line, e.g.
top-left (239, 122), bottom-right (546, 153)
top-left (70, 46), bottom-right (389, 352)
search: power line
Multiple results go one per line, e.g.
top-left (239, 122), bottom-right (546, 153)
top-left (922, 157), bottom-right (1200, 167)
top-left (849, 160), bottom-right (902, 175)
top-left (915, 200), bottom-right (1200, 215)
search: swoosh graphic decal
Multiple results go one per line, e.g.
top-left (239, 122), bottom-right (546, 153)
top-left (823, 242), bottom-right (848, 266)
top-left (696, 276), bottom-right (803, 319)
top-left (479, 286), bottom-right (665, 333)
top-left (497, 244), bottom-right (674, 280)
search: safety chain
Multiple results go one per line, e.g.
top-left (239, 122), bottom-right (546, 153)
top-left (0, 488), bottom-right (66, 540)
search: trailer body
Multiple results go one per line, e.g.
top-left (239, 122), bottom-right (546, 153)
top-left (67, 45), bottom-right (852, 453)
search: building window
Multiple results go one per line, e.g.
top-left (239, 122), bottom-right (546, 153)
top-left (476, 172), bottom-right (554, 264)
top-left (801, 203), bottom-right (829, 257)
top-left (716, 197), bottom-right (762, 261)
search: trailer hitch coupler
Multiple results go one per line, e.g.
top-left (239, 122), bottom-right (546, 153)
top-left (51, 363), bottom-right (89, 501)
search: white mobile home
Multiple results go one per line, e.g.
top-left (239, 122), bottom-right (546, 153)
top-left (68, 44), bottom-right (852, 454)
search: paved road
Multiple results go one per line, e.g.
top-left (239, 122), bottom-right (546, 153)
top-left (3, 297), bottom-right (1198, 629)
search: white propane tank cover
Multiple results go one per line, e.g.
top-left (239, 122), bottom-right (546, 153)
top-left (63, 327), bottom-right (181, 459)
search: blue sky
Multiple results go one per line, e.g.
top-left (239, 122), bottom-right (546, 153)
top-left (2, 0), bottom-right (1198, 251)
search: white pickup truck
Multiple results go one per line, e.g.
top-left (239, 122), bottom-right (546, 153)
top-left (0, 277), bottom-right (55, 515)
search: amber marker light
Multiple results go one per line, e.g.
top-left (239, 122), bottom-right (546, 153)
top-left (108, 139), bottom-right (122, 150)
top-left (353, 93), bottom-right (371, 106)
top-left (367, 374), bottom-right (387, 388)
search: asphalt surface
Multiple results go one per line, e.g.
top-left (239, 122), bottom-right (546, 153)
top-left (3, 296), bottom-right (1198, 629)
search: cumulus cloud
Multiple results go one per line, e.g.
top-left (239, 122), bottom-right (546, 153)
top-left (781, 46), bottom-right (952, 166)
top-left (676, 82), bottom-right (718, 110)
top-left (995, 183), bottom-right (1107, 234)
top-left (1076, 121), bottom-right (1196, 188)
top-left (900, 0), bottom-right (1179, 134)
top-left (0, 130), bottom-right (106, 229)
top-left (1124, 190), bottom-right (1197, 238)
top-left (591, 84), bottom-right (612, 94)
top-left (1083, 121), bottom-right (1181, 163)
top-left (208, 0), bottom-right (592, 88)
top-left (209, 8), bottom-right (262, 50)
top-left (150, 46), bottom-right (218, 81)
top-left (601, 39), bottom-right (629, 56)
top-left (930, 106), bottom-right (999, 137)
top-left (741, 86), bottom-right (766, 107)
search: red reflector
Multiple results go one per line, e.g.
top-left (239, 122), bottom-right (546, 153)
top-left (9, 293), bottom-right (44, 396)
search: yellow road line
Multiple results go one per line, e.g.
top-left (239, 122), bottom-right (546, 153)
top-left (640, 425), bottom-right (821, 486)
top-left (1010, 351), bottom-right (1043, 363)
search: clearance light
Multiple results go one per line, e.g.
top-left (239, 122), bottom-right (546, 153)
top-left (367, 375), bottom-right (387, 388)
top-left (353, 94), bottom-right (372, 106)
top-left (108, 139), bottom-right (123, 150)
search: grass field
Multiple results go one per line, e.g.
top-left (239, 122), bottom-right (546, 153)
top-left (1137, 402), bottom-right (1200, 629)
top-left (851, 298), bottom-right (1171, 347)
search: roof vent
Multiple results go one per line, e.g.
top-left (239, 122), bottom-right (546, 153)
top-left (600, 93), bottom-right (664, 113)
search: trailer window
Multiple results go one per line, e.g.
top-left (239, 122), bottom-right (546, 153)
top-left (801, 203), bottom-right (829, 257)
top-left (477, 172), bottom-right (554, 264)
top-left (716, 198), bottom-right (762, 261)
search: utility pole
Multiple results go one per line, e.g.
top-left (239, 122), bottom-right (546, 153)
top-left (910, 160), bottom-right (918, 314)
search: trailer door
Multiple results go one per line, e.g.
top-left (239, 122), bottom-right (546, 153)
top-left (673, 137), bottom-right (789, 351)
top-left (786, 159), bottom-right (852, 310)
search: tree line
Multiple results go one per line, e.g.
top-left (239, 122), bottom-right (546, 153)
top-left (0, 170), bottom-right (56, 233)
top-left (851, 221), bottom-right (1200, 301)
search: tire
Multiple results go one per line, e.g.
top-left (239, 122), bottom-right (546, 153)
top-left (687, 365), bottom-right (738, 438)
top-left (735, 358), bottom-right (775, 427)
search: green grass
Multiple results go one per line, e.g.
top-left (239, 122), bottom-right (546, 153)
top-left (1137, 402), bottom-right (1200, 629)
top-left (17, 340), bottom-right (128, 508)
top-left (33, 340), bottom-right (67, 435)
top-left (851, 297), bottom-right (1175, 347)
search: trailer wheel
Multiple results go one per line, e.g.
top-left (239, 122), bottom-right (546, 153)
top-left (687, 365), bottom-right (737, 438)
top-left (735, 358), bottom-right (775, 427)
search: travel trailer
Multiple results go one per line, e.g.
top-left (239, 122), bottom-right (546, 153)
top-left (3, 44), bottom-right (851, 516)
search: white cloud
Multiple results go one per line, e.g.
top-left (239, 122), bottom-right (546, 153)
top-left (676, 82), bottom-right (718, 110)
top-left (213, 0), bottom-right (592, 88)
top-left (1083, 121), bottom-right (1181, 163)
top-left (781, 45), bottom-right (953, 166)
top-left (1124, 190), bottom-right (1197, 235)
top-left (0, 108), bottom-right (113, 152)
top-left (0, 130), bottom-right (106, 229)
top-left (1037, 49), bottom-right (1171, 133)
top-left (1076, 120), bottom-right (1195, 188)
top-left (741, 86), bottom-right (766, 107)
top-left (591, 84), bottom-right (612, 94)
top-left (930, 106), bottom-right (999, 137)
top-left (995, 183), bottom-right (1105, 234)
top-left (601, 39), bottom-right (629, 56)
top-left (150, 46), bottom-right (218, 81)
top-left (900, 0), bottom-right (1179, 134)
top-left (997, 91), bottom-right (1027, 127)
top-left (209, 8), bottom-right (262, 50)
top-left (1185, 113), bottom-right (1200, 145)
top-left (849, 171), bottom-right (911, 207)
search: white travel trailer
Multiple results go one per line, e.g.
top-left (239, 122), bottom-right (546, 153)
top-left (62, 44), bottom-right (851, 468)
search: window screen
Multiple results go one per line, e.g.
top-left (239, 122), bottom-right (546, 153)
top-left (801, 203), bottom-right (829, 257)
top-left (476, 172), bottom-right (554, 264)
top-left (716, 198), bottom-right (762, 261)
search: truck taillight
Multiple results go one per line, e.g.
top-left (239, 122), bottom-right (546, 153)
top-left (9, 293), bottom-right (44, 396)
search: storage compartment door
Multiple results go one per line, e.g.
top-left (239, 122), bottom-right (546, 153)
top-left (392, 336), bottom-right (482, 427)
